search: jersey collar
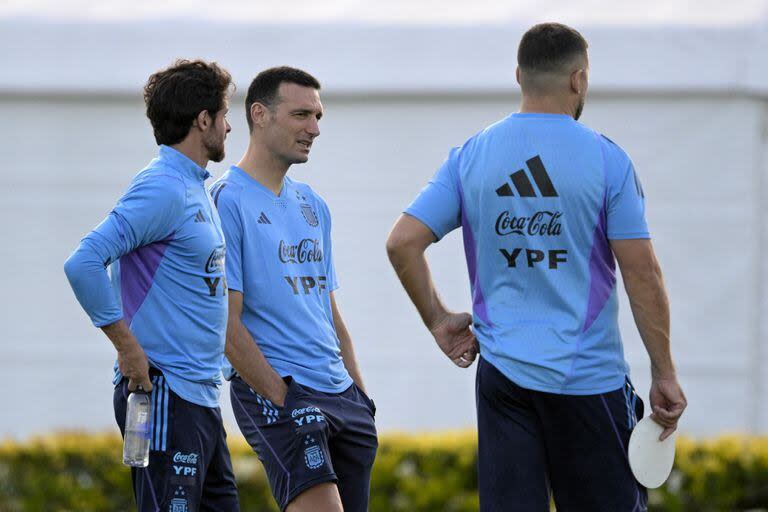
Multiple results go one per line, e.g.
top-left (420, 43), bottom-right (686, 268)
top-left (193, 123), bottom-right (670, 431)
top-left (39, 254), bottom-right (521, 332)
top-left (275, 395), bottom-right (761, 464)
top-left (158, 145), bottom-right (211, 181)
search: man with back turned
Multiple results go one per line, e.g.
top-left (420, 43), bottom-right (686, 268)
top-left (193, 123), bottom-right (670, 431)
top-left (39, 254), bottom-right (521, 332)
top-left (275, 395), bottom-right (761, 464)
top-left (386, 23), bottom-right (687, 511)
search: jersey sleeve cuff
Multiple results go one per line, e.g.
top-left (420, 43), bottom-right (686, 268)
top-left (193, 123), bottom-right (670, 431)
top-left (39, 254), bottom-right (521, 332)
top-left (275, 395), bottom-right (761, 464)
top-left (403, 209), bottom-right (446, 241)
top-left (226, 283), bottom-right (244, 293)
top-left (93, 313), bottom-right (124, 328)
top-left (607, 232), bottom-right (651, 240)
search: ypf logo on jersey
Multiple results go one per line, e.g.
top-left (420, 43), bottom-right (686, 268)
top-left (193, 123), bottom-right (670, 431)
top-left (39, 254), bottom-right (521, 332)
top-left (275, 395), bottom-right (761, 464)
top-left (494, 156), bottom-right (568, 270)
top-left (202, 246), bottom-right (227, 297)
top-left (495, 155), bottom-right (558, 198)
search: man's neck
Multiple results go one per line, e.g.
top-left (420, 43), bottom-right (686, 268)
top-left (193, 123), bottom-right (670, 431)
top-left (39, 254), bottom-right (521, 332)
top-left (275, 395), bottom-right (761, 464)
top-left (518, 96), bottom-right (575, 118)
top-left (170, 139), bottom-right (209, 169)
top-left (236, 142), bottom-right (289, 195)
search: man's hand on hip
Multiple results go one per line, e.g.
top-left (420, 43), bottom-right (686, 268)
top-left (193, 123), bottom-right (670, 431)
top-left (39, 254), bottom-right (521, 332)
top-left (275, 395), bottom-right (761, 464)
top-left (118, 342), bottom-right (153, 392)
top-left (429, 312), bottom-right (479, 368)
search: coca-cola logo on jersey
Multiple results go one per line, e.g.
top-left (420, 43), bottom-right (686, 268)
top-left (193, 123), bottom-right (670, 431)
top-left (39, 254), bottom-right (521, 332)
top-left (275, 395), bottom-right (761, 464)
top-left (173, 452), bottom-right (199, 465)
top-left (495, 210), bottom-right (563, 237)
top-left (205, 246), bottom-right (225, 273)
top-left (279, 239), bottom-right (324, 264)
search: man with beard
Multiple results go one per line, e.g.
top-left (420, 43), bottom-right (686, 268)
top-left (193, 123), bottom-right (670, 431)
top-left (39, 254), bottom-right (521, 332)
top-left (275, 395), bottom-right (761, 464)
top-left (64, 60), bottom-right (239, 511)
top-left (210, 67), bottom-right (377, 512)
top-left (386, 23), bottom-right (686, 511)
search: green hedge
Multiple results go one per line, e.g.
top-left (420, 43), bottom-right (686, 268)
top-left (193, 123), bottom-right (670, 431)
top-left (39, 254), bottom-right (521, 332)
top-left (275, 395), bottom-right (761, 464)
top-left (0, 431), bottom-right (766, 511)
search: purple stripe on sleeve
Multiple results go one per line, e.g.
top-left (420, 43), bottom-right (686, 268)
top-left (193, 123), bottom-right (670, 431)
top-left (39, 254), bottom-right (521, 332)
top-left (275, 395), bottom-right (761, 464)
top-left (457, 181), bottom-right (492, 327)
top-left (582, 204), bottom-right (616, 333)
top-left (120, 235), bottom-right (173, 326)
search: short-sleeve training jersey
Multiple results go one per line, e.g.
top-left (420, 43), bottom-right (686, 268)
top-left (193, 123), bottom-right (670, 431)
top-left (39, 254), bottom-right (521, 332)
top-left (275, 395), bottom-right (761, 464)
top-left (64, 145), bottom-right (228, 407)
top-left (210, 167), bottom-right (352, 393)
top-left (406, 113), bottom-right (649, 395)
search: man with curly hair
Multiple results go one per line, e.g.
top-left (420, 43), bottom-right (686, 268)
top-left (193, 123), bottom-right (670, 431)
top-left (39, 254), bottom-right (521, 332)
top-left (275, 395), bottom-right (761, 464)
top-left (64, 59), bottom-right (239, 512)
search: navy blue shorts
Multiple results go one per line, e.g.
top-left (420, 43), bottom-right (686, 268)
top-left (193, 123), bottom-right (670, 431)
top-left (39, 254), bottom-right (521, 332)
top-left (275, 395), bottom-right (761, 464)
top-left (114, 371), bottom-right (239, 512)
top-left (476, 357), bottom-right (647, 512)
top-left (230, 376), bottom-right (378, 512)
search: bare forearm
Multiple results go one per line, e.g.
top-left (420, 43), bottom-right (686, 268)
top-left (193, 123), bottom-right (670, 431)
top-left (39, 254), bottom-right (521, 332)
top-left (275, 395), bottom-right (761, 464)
top-left (101, 320), bottom-right (152, 390)
top-left (623, 267), bottom-right (675, 378)
top-left (101, 320), bottom-right (141, 352)
top-left (334, 309), bottom-right (365, 391)
top-left (225, 317), bottom-right (287, 404)
top-left (387, 245), bottom-right (447, 329)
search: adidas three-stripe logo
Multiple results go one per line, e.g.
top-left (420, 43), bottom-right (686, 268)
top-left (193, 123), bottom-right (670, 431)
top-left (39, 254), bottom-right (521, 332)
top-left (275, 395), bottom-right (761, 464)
top-left (257, 212), bottom-right (271, 224)
top-left (495, 155), bottom-right (558, 198)
top-left (194, 209), bottom-right (206, 222)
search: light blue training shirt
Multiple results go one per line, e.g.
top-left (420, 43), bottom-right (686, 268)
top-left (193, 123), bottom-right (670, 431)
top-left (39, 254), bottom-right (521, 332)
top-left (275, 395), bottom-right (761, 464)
top-left (210, 166), bottom-right (352, 393)
top-left (406, 113), bottom-right (650, 395)
top-left (64, 145), bottom-right (228, 407)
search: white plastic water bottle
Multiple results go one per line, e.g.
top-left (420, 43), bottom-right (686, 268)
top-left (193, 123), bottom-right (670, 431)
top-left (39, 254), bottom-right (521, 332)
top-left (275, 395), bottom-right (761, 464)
top-left (123, 387), bottom-right (151, 467)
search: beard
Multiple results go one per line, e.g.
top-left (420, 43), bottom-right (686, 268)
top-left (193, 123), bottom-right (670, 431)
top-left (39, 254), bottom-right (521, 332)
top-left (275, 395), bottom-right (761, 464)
top-left (204, 133), bottom-right (225, 163)
top-left (574, 97), bottom-right (585, 121)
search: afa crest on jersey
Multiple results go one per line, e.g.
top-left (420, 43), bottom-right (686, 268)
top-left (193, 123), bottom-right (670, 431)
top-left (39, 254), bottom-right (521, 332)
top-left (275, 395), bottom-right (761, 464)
top-left (301, 204), bottom-right (319, 227)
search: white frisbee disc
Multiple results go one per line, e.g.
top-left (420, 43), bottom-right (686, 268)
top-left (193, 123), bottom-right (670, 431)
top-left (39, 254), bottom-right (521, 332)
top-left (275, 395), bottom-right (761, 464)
top-left (627, 416), bottom-right (677, 489)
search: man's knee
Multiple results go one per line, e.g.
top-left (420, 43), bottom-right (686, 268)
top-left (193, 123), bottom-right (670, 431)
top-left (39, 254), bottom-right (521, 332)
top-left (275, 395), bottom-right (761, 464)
top-left (287, 482), bottom-right (343, 512)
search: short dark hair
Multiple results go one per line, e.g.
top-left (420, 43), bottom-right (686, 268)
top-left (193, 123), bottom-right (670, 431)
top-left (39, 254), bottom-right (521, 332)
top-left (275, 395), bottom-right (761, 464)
top-left (144, 59), bottom-right (233, 146)
top-left (518, 23), bottom-right (588, 74)
top-left (245, 66), bottom-right (321, 130)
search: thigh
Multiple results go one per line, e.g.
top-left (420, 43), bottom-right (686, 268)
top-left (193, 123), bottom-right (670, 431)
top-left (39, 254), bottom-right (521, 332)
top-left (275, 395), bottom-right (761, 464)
top-left (199, 408), bottom-right (240, 512)
top-left (535, 379), bottom-right (648, 512)
top-left (115, 375), bottom-right (178, 512)
top-left (329, 383), bottom-right (378, 512)
top-left (286, 482), bottom-right (343, 512)
top-left (230, 376), bottom-right (337, 512)
top-left (476, 358), bottom-right (550, 512)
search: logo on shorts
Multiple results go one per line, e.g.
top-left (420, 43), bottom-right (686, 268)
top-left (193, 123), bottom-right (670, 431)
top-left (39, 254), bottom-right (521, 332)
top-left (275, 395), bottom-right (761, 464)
top-left (170, 487), bottom-right (189, 512)
top-left (173, 452), bottom-right (199, 465)
top-left (173, 452), bottom-right (199, 477)
top-left (170, 498), bottom-right (188, 512)
top-left (304, 437), bottom-right (324, 470)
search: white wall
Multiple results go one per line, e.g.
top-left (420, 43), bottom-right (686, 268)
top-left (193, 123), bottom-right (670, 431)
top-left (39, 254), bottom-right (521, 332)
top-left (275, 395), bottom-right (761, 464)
top-left (2, 92), bottom-right (765, 438)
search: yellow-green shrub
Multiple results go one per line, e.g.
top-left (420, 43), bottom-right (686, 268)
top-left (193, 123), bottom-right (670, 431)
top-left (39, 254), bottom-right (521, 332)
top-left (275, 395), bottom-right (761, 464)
top-left (0, 431), bottom-right (767, 511)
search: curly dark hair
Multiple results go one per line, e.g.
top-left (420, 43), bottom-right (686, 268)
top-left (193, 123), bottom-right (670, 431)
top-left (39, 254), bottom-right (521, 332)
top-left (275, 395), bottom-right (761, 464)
top-left (144, 59), bottom-right (233, 145)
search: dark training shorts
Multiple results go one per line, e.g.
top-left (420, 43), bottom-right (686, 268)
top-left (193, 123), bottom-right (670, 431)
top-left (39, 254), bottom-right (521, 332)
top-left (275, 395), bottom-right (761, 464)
top-left (476, 356), bottom-right (648, 512)
top-left (230, 375), bottom-right (378, 511)
top-left (114, 370), bottom-right (239, 512)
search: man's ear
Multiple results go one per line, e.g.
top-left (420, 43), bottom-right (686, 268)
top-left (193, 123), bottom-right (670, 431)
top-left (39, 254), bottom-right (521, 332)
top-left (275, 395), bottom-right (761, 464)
top-left (250, 102), bottom-right (269, 129)
top-left (570, 69), bottom-right (585, 95)
top-left (194, 110), bottom-right (211, 131)
top-left (515, 66), bottom-right (521, 85)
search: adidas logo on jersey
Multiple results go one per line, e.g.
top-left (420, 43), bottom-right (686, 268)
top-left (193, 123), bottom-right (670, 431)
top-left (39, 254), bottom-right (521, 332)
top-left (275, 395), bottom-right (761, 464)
top-left (257, 212), bottom-right (271, 224)
top-left (194, 209), bottom-right (206, 223)
top-left (495, 155), bottom-right (559, 198)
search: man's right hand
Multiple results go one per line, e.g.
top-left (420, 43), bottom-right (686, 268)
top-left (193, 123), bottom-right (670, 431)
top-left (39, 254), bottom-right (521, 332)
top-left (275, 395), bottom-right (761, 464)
top-left (102, 320), bottom-right (153, 392)
top-left (429, 311), bottom-right (479, 368)
top-left (118, 342), bottom-right (153, 392)
top-left (267, 378), bottom-right (290, 408)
